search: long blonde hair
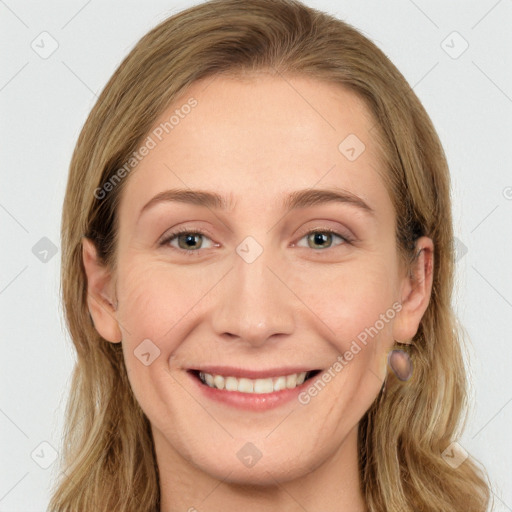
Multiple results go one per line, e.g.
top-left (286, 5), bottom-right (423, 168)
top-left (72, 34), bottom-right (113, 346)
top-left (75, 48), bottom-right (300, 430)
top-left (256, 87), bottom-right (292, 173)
top-left (50, 0), bottom-right (492, 510)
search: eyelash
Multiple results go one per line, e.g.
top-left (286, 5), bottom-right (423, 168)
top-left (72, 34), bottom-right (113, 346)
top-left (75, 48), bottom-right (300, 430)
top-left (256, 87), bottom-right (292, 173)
top-left (159, 227), bottom-right (353, 257)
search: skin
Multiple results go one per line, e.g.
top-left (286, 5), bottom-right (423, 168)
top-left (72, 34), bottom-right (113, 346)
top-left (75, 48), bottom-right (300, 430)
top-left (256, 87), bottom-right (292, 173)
top-left (83, 74), bottom-right (433, 512)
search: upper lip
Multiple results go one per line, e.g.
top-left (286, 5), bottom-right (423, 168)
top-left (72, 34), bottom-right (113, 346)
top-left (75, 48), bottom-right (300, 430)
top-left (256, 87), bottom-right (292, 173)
top-left (188, 366), bottom-right (321, 379)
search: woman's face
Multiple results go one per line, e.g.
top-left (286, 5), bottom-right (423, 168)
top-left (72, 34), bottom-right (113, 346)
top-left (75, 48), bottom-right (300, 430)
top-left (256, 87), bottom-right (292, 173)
top-left (84, 74), bottom-right (432, 486)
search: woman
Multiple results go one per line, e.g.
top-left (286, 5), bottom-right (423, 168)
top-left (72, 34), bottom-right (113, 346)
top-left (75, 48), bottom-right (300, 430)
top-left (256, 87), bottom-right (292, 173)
top-left (49, 0), bottom-right (492, 510)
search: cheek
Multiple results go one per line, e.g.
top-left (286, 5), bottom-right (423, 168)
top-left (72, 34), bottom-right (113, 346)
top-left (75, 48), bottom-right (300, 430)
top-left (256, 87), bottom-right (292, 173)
top-left (116, 249), bottom-right (399, 347)
top-left (283, 256), bottom-right (400, 394)
top-left (289, 257), bottom-right (399, 342)
top-left (116, 256), bottom-right (217, 342)
top-left (114, 260), bottom-right (207, 415)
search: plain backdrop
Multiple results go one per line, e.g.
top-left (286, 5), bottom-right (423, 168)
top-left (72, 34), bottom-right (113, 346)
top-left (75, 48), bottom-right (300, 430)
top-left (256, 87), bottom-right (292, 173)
top-left (1, 1), bottom-right (511, 510)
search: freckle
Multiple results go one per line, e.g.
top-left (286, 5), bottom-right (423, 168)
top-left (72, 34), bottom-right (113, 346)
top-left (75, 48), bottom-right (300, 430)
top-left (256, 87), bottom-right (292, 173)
top-left (388, 349), bottom-right (413, 381)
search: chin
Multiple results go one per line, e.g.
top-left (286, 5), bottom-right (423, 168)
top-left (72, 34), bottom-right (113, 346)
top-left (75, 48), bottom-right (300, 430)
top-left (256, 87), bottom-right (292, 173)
top-left (205, 458), bottom-right (309, 487)
top-left (185, 438), bottom-right (323, 487)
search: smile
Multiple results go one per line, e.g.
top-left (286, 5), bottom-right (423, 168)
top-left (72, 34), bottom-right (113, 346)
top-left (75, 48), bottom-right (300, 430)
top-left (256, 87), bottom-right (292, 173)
top-left (187, 367), bottom-right (323, 411)
top-left (192, 369), bottom-right (322, 394)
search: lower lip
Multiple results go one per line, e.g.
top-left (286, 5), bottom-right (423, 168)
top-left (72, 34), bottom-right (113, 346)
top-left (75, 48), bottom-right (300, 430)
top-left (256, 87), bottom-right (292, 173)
top-left (188, 371), bottom-right (316, 411)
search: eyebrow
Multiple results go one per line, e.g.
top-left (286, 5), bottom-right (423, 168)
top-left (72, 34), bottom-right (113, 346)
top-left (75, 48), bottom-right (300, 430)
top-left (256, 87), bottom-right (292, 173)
top-left (138, 187), bottom-right (375, 218)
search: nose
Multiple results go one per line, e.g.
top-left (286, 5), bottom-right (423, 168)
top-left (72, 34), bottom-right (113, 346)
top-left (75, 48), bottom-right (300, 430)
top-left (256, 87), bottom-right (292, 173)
top-left (210, 245), bottom-right (296, 347)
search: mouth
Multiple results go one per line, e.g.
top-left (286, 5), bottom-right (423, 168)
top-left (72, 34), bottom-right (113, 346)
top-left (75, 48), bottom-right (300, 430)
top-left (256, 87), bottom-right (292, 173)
top-left (189, 369), bottom-right (322, 394)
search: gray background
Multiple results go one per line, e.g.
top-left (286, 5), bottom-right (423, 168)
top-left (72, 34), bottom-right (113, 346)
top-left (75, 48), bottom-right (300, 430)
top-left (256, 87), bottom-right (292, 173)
top-left (1, 0), bottom-right (511, 510)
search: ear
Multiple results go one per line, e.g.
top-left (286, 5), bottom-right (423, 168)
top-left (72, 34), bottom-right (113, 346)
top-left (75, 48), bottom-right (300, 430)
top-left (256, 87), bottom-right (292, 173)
top-left (392, 236), bottom-right (434, 344)
top-left (81, 237), bottom-right (122, 343)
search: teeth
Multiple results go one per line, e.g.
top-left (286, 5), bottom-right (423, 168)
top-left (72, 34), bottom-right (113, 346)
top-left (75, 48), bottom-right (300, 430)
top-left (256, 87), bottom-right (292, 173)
top-left (238, 378), bottom-right (254, 393)
top-left (286, 374), bottom-right (297, 388)
top-left (254, 378), bottom-right (273, 393)
top-left (225, 376), bottom-right (238, 391)
top-left (274, 376), bottom-right (287, 391)
top-left (204, 373), bottom-right (214, 387)
top-left (213, 374), bottom-right (225, 390)
top-left (198, 371), bottom-right (309, 394)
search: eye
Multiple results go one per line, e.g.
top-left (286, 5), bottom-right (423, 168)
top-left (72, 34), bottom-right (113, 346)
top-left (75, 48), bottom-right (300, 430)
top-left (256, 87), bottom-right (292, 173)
top-left (295, 229), bottom-right (351, 250)
top-left (160, 229), bottom-right (216, 253)
top-left (159, 227), bottom-right (352, 255)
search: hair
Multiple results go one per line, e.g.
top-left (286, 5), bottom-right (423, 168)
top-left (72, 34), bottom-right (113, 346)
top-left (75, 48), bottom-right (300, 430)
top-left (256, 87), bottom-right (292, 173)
top-left (49, 0), bottom-right (492, 510)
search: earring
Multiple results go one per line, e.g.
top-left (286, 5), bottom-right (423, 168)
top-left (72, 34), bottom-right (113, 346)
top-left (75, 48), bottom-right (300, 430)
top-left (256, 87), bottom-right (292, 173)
top-left (388, 348), bottom-right (413, 381)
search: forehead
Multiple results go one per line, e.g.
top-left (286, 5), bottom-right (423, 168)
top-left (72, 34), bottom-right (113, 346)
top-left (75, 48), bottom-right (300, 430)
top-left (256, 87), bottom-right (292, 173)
top-left (119, 74), bottom-right (391, 222)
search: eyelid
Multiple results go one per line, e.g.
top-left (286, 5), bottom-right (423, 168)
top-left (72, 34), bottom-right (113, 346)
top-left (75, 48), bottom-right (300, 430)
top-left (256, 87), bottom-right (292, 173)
top-left (292, 224), bottom-right (355, 244)
top-left (159, 225), bottom-right (354, 256)
top-left (158, 227), bottom-right (218, 251)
